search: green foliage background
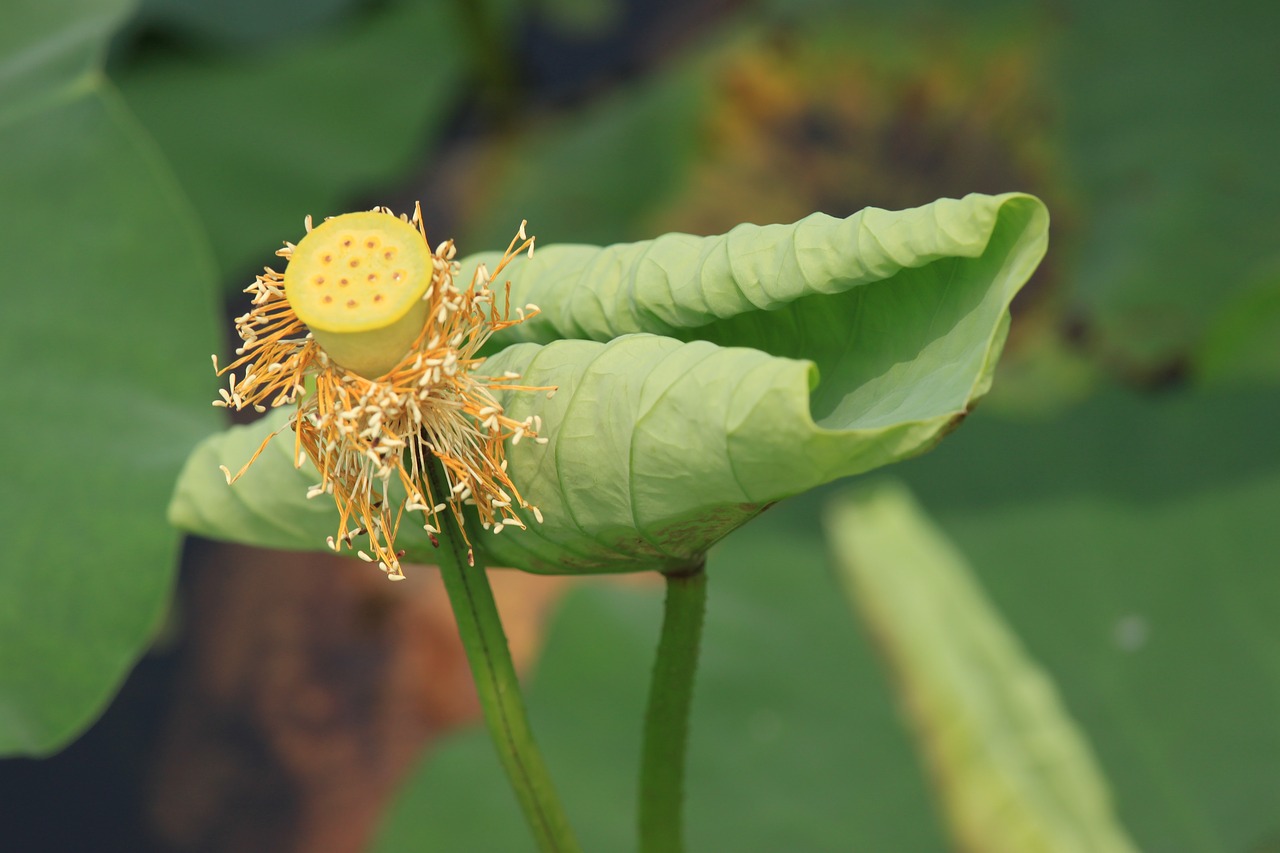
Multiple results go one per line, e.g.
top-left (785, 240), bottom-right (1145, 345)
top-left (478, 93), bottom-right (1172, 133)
top-left (1, 0), bottom-right (1277, 849)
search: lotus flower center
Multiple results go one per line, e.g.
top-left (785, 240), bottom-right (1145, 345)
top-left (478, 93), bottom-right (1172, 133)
top-left (284, 211), bottom-right (431, 334)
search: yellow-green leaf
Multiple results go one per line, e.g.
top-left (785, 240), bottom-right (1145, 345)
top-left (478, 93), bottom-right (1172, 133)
top-left (825, 482), bottom-right (1138, 853)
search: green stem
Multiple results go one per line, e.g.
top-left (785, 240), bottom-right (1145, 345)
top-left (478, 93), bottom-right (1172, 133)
top-left (639, 563), bottom-right (708, 853)
top-left (425, 458), bottom-right (580, 853)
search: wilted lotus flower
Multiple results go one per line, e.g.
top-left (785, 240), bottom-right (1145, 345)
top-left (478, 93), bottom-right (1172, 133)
top-left (211, 205), bottom-right (550, 579)
top-left (176, 193), bottom-right (1049, 578)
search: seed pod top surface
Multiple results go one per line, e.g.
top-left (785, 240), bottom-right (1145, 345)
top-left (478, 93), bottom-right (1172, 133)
top-left (283, 211), bottom-right (432, 334)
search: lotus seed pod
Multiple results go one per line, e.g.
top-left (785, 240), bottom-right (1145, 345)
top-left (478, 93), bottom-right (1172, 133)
top-left (283, 210), bottom-right (433, 378)
top-left (214, 206), bottom-right (547, 576)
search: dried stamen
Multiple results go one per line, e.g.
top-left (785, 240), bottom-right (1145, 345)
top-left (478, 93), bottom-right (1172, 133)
top-left (211, 205), bottom-right (552, 579)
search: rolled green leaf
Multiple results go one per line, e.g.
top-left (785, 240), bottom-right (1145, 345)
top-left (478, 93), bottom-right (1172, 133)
top-left (170, 193), bottom-right (1047, 574)
top-left (825, 482), bottom-right (1137, 853)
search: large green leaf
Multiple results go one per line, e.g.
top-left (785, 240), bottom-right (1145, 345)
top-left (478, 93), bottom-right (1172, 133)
top-left (169, 193), bottom-right (1047, 573)
top-left (825, 482), bottom-right (1137, 852)
top-left (0, 0), bottom-right (126, 116)
top-left (0, 1), bottom-right (221, 754)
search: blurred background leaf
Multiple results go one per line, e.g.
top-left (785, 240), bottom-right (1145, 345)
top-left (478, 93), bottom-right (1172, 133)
top-left (129, 0), bottom-right (365, 48)
top-left (0, 0), bottom-right (129, 113)
top-left (0, 0), bottom-right (220, 754)
top-left (446, 0), bottom-right (1280, 387)
top-left (826, 482), bottom-right (1137, 853)
top-left (1050, 1), bottom-right (1280, 376)
top-left (114, 0), bottom-right (471, 284)
top-left (890, 388), bottom-right (1280, 851)
top-left (456, 65), bottom-right (710, 249)
top-left (1193, 264), bottom-right (1280, 387)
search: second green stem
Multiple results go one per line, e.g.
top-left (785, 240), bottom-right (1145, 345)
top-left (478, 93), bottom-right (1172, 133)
top-left (639, 563), bottom-right (708, 853)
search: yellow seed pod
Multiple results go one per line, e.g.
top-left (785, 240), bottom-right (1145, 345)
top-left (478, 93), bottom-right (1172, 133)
top-left (284, 210), bottom-right (433, 377)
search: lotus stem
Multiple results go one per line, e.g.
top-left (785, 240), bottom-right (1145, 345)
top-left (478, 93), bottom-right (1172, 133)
top-left (426, 455), bottom-right (580, 852)
top-left (638, 562), bottom-right (708, 853)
